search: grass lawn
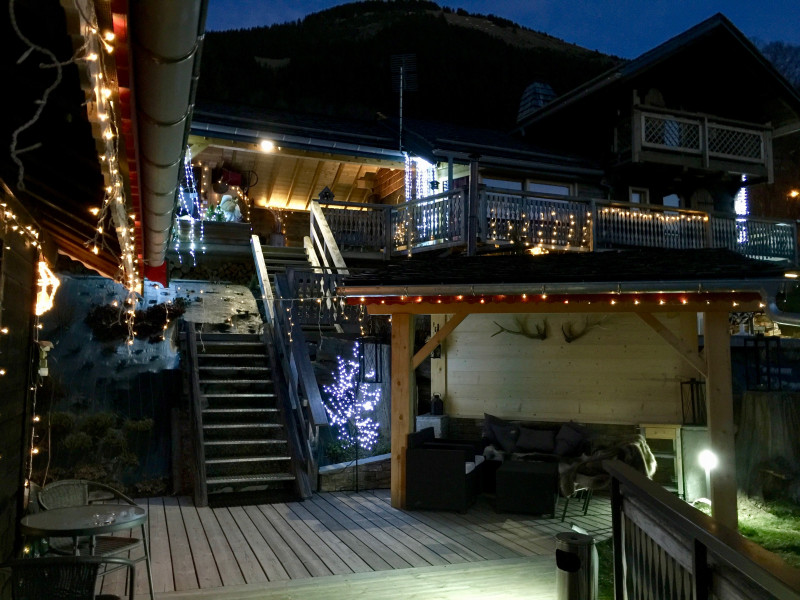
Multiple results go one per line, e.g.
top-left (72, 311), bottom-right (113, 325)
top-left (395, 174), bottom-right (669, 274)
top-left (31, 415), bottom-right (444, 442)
top-left (595, 495), bottom-right (800, 599)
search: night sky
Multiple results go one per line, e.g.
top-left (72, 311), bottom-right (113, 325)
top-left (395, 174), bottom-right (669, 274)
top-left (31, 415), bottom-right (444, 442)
top-left (206, 0), bottom-right (800, 59)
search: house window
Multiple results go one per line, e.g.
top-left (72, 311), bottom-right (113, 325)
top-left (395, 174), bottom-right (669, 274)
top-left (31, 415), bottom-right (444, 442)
top-left (663, 194), bottom-right (681, 208)
top-left (630, 188), bottom-right (648, 204)
top-left (482, 178), bottom-right (522, 191)
top-left (527, 181), bottom-right (571, 196)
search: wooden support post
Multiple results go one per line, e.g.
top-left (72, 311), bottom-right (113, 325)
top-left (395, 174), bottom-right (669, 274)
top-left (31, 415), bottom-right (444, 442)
top-left (390, 312), bottom-right (415, 509)
top-left (703, 311), bottom-right (737, 529)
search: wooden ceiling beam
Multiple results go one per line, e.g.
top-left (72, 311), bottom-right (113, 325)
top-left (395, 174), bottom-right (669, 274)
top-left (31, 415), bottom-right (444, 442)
top-left (344, 165), bottom-right (363, 203)
top-left (304, 160), bottom-right (325, 209)
top-left (284, 158), bottom-right (303, 208)
top-left (329, 163), bottom-right (345, 200)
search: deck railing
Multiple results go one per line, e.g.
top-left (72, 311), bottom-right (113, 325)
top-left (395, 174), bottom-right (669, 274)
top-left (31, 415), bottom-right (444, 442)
top-left (316, 192), bottom-right (797, 264)
top-left (594, 202), bottom-right (710, 250)
top-left (391, 189), bottom-right (466, 253)
top-left (605, 460), bottom-right (800, 600)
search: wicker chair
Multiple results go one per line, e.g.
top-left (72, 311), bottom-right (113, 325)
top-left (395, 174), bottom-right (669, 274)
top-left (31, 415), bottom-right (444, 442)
top-left (0, 555), bottom-right (135, 600)
top-left (36, 480), bottom-right (154, 599)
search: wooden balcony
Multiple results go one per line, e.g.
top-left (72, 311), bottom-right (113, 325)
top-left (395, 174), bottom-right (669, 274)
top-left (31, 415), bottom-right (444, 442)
top-left (620, 107), bottom-right (772, 180)
top-left (317, 189), bottom-right (797, 265)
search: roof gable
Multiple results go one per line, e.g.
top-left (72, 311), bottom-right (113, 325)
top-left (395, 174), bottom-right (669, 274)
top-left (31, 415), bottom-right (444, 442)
top-left (517, 13), bottom-right (800, 133)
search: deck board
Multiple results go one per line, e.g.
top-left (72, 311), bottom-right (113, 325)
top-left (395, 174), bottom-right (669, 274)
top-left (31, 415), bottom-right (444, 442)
top-left (268, 502), bottom-right (353, 575)
top-left (147, 498), bottom-right (175, 593)
top-left (163, 496), bottom-right (198, 591)
top-left (229, 506), bottom-right (292, 581)
top-left (104, 490), bottom-right (612, 598)
top-left (212, 507), bottom-right (269, 585)
top-left (178, 497), bottom-right (223, 589)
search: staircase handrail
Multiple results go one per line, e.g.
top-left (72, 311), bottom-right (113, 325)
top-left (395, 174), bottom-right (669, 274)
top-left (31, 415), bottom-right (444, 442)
top-left (182, 320), bottom-right (208, 507)
top-left (309, 201), bottom-right (350, 274)
top-left (261, 331), bottom-right (313, 498)
top-left (273, 273), bottom-right (329, 429)
top-left (251, 235), bottom-right (276, 324)
top-left (250, 237), bottom-right (329, 491)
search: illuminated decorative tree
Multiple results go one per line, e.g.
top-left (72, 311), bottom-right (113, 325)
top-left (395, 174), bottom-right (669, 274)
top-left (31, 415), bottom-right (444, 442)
top-left (323, 342), bottom-right (381, 452)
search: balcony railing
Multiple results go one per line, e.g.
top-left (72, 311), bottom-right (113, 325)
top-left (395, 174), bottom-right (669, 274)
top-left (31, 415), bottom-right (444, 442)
top-left (314, 189), bottom-right (797, 265)
top-left (632, 108), bottom-right (770, 172)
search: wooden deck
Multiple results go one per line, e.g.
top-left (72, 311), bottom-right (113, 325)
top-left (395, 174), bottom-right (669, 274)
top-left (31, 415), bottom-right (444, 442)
top-left (104, 489), bottom-right (612, 599)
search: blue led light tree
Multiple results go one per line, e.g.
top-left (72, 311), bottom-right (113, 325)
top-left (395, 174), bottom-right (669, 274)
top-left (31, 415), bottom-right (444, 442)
top-left (323, 342), bottom-right (382, 454)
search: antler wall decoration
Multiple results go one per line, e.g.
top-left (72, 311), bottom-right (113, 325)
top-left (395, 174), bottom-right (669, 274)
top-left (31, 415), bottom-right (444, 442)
top-left (561, 316), bottom-right (608, 343)
top-left (491, 317), bottom-right (548, 340)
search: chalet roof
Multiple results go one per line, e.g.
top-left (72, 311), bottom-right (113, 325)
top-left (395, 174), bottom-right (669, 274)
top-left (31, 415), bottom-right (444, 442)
top-left (516, 13), bottom-right (800, 135)
top-left (339, 248), bottom-right (787, 296)
top-left (400, 118), bottom-right (601, 175)
top-left (192, 102), bottom-right (404, 162)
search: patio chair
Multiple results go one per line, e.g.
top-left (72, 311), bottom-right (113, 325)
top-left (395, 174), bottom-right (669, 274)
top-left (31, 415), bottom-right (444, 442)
top-left (38, 480), bottom-right (143, 557)
top-left (0, 555), bottom-right (135, 600)
top-left (36, 479), bottom-right (154, 599)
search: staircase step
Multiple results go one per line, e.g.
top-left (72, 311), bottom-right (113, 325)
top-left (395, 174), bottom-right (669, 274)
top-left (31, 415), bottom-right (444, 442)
top-left (194, 333), bottom-right (262, 342)
top-left (199, 366), bottom-right (270, 372)
top-left (199, 379), bottom-right (273, 384)
top-left (203, 423), bottom-right (281, 430)
top-left (206, 456), bottom-right (290, 465)
top-left (203, 408), bottom-right (278, 415)
top-left (206, 473), bottom-right (295, 485)
top-left (204, 393), bottom-right (277, 400)
top-left (197, 354), bottom-right (266, 359)
top-left (205, 439), bottom-right (287, 447)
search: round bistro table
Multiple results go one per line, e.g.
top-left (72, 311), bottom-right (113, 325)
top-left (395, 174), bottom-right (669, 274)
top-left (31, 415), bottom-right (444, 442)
top-left (20, 504), bottom-right (154, 599)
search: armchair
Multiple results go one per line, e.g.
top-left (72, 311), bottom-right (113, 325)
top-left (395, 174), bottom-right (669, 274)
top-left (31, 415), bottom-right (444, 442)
top-left (405, 427), bottom-right (484, 512)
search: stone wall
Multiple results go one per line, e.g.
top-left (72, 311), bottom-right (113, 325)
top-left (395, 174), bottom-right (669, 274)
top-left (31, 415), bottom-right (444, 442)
top-left (318, 454), bottom-right (391, 492)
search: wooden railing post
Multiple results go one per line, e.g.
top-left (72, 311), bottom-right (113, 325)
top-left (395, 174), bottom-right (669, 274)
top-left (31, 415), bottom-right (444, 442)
top-left (611, 477), bottom-right (624, 600)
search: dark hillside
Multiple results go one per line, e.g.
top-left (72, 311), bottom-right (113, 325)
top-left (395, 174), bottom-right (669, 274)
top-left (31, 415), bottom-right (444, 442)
top-left (197, 1), bottom-right (619, 129)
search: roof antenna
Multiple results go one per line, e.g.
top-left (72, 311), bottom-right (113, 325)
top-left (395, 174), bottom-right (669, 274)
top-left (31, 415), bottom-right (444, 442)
top-left (391, 54), bottom-right (417, 152)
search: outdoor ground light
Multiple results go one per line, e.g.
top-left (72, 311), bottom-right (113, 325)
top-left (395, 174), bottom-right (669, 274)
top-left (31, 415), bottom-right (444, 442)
top-left (699, 449), bottom-right (718, 501)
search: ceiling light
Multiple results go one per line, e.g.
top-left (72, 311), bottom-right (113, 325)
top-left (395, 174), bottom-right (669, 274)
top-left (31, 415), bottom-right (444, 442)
top-left (259, 140), bottom-right (275, 152)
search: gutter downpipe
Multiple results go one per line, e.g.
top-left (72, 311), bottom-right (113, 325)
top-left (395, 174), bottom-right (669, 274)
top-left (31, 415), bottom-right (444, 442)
top-left (132, 0), bottom-right (208, 284)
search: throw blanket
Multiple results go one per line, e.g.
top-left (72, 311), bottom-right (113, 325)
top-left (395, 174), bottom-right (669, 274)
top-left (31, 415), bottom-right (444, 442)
top-left (558, 434), bottom-right (657, 497)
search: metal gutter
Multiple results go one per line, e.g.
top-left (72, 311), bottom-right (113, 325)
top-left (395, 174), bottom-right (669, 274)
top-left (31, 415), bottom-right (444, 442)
top-left (337, 278), bottom-right (779, 298)
top-left (190, 121), bottom-right (406, 163)
top-left (132, 0), bottom-right (207, 272)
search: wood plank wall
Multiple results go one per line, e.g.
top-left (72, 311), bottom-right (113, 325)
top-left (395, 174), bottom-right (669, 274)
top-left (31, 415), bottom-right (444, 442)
top-left (432, 312), bottom-right (697, 424)
top-left (0, 224), bottom-right (37, 571)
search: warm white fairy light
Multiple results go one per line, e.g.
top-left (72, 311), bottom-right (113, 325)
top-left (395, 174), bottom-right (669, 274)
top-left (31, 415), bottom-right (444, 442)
top-left (35, 261), bottom-right (60, 316)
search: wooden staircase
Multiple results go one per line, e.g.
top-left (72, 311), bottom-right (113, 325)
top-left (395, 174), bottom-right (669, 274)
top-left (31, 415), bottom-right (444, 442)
top-left (188, 330), bottom-right (301, 507)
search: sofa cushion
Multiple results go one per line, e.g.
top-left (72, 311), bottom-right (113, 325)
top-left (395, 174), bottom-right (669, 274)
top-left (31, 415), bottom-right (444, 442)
top-left (482, 413), bottom-right (509, 443)
top-left (554, 423), bottom-right (585, 456)
top-left (515, 427), bottom-right (556, 453)
top-left (491, 423), bottom-right (519, 453)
